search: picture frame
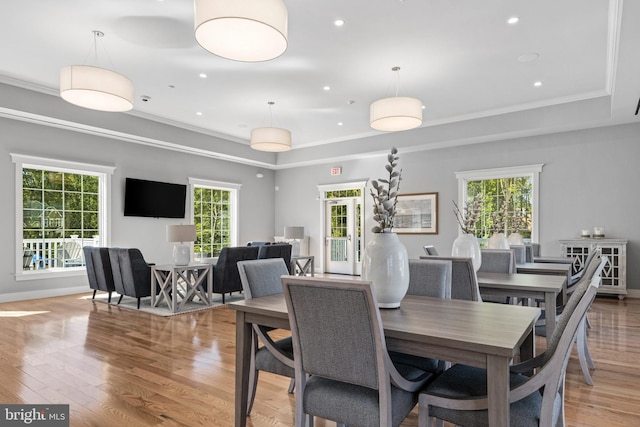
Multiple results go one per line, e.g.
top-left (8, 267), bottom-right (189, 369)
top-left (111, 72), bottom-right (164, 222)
top-left (394, 192), bottom-right (438, 234)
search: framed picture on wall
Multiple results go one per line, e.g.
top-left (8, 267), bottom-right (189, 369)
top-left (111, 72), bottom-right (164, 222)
top-left (394, 192), bottom-right (438, 234)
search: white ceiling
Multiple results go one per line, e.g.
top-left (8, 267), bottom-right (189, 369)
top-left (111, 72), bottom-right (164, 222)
top-left (0, 0), bottom-right (638, 160)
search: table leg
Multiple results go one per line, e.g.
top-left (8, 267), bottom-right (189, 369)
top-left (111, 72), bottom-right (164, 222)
top-left (545, 291), bottom-right (556, 342)
top-left (235, 311), bottom-right (251, 427)
top-left (486, 355), bottom-right (510, 427)
top-left (171, 270), bottom-right (178, 313)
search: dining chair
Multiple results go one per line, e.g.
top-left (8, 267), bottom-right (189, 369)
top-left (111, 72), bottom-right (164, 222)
top-left (423, 245), bottom-right (439, 256)
top-left (418, 256), bottom-right (607, 427)
top-left (420, 256), bottom-right (481, 301)
top-left (509, 245), bottom-right (527, 265)
top-left (536, 249), bottom-right (604, 385)
top-left (282, 276), bottom-right (438, 427)
top-left (408, 259), bottom-right (451, 299)
top-left (237, 258), bottom-right (295, 415)
top-left (524, 244), bottom-right (534, 263)
top-left (478, 249), bottom-right (515, 303)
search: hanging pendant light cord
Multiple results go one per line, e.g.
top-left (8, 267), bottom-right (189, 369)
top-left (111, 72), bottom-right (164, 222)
top-left (392, 66), bottom-right (401, 97)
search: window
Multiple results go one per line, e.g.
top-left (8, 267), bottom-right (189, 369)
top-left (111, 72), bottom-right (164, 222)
top-left (11, 154), bottom-right (114, 279)
top-left (455, 164), bottom-right (543, 243)
top-left (189, 178), bottom-right (240, 259)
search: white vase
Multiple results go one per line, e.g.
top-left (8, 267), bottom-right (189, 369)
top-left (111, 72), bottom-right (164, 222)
top-left (362, 232), bottom-right (409, 308)
top-left (488, 232), bottom-right (510, 250)
top-left (451, 233), bottom-right (482, 272)
top-left (507, 232), bottom-right (524, 246)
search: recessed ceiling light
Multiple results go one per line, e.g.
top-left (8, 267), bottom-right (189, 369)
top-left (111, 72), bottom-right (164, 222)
top-left (518, 53), bottom-right (539, 63)
top-left (334, 19), bottom-right (345, 27)
top-left (533, 81), bottom-right (543, 87)
top-left (323, 86), bottom-right (331, 91)
top-left (196, 111), bottom-right (203, 116)
top-left (507, 16), bottom-right (520, 24)
top-left (337, 122), bottom-right (343, 126)
top-left (199, 73), bottom-right (207, 78)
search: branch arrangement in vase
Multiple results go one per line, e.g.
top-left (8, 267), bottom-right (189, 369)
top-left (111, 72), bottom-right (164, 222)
top-left (453, 193), bottom-right (483, 234)
top-left (370, 147), bottom-right (402, 233)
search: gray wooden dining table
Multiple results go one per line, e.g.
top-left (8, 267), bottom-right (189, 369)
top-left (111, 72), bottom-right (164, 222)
top-left (229, 292), bottom-right (540, 427)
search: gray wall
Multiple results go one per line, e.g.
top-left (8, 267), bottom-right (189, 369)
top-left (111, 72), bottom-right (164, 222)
top-left (274, 122), bottom-right (640, 293)
top-left (0, 117), bottom-right (276, 301)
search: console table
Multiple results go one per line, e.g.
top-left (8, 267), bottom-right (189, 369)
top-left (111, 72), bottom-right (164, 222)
top-left (560, 238), bottom-right (627, 299)
top-left (291, 255), bottom-right (314, 276)
top-left (151, 263), bottom-right (213, 312)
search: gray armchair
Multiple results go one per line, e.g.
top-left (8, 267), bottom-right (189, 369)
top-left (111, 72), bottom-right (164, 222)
top-left (213, 246), bottom-right (259, 303)
top-left (257, 243), bottom-right (293, 274)
top-left (282, 276), bottom-right (437, 427)
top-left (83, 246), bottom-right (116, 302)
top-left (108, 248), bottom-right (153, 309)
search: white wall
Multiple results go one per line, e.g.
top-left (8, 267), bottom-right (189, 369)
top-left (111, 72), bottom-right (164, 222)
top-left (274, 122), bottom-right (640, 293)
top-left (0, 116), bottom-right (276, 301)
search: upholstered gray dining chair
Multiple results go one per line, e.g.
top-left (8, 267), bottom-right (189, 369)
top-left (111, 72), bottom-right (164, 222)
top-left (537, 249), bottom-right (604, 386)
top-left (418, 256), bottom-right (607, 427)
top-left (237, 258), bottom-right (295, 415)
top-left (408, 259), bottom-right (452, 299)
top-left (420, 256), bottom-right (481, 301)
top-left (282, 276), bottom-right (438, 427)
top-left (423, 245), bottom-right (439, 256)
top-left (478, 249), bottom-right (515, 304)
top-left (510, 245), bottom-right (527, 264)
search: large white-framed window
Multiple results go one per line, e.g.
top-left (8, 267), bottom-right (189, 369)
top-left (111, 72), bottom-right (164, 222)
top-left (455, 164), bottom-right (544, 243)
top-left (188, 178), bottom-right (240, 259)
top-left (11, 154), bottom-right (114, 280)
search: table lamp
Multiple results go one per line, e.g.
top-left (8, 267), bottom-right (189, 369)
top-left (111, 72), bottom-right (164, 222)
top-left (284, 226), bottom-right (304, 257)
top-left (167, 224), bottom-right (197, 265)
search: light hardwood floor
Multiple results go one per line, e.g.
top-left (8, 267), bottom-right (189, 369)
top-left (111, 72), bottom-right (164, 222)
top-left (0, 293), bottom-right (638, 426)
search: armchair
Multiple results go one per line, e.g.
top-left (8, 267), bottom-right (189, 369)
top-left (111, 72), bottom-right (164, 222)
top-left (213, 246), bottom-right (259, 303)
top-left (83, 246), bottom-right (116, 302)
top-left (257, 243), bottom-right (293, 274)
top-left (108, 248), bottom-right (153, 309)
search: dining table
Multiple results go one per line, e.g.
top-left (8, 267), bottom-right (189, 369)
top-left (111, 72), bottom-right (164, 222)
top-left (477, 271), bottom-right (565, 340)
top-left (229, 293), bottom-right (541, 427)
top-left (516, 262), bottom-right (572, 304)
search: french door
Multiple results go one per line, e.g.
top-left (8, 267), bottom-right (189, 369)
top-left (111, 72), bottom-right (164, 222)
top-left (324, 198), bottom-right (362, 275)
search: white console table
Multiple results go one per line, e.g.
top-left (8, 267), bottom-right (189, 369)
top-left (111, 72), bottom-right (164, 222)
top-left (151, 263), bottom-right (213, 312)
top-left (559, 238), bottom-right (627, 299)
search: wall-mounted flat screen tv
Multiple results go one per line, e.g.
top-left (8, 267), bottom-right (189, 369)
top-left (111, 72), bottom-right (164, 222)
top-left (124, 178), bottom-right (187, 218)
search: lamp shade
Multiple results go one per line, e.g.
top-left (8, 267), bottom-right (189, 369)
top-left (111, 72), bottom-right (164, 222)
top-left (370, 96), bottom-right (423, 131)
top-left (60, 65), bottom-right (133, 112)
top-left (250, 127), bottom-right (291, 151)
top-left (167, 224), bottom-right (197, 243)
top-left (194, 0), bottom-right (288, 62)
top-left (284, 226), bottom-right (304, 240)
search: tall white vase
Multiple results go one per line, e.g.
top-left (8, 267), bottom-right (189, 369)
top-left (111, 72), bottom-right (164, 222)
top-left (488, 232), bottom-right (510, 250)
top-left (362, 232), bottom-right (409, 308)
top-left (451, 233), bottom-right (482, 271)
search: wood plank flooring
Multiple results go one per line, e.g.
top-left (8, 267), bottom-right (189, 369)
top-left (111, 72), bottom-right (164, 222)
top-left (0, 293), bottom-right (638, 426)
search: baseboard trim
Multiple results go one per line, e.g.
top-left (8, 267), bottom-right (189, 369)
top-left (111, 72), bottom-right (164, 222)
top-left (0, 286), bottom-right (88, 303)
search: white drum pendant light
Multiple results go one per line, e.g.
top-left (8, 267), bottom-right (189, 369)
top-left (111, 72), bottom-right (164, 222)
top-left (194, 0), bottom-right (288, 62)
top-left (251, 101), bottom-right (291, 151)
top-left (60, 31), bottom-right (133, 112)
top-left (370, 67), bottom-right (423, 131)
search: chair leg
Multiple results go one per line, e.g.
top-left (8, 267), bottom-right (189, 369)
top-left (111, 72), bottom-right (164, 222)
top-left (287, 378), bottom-right (295, 393)
top-left (107, 291), bottom-right (112, 303)
top-left (137, 298), bottom-right (141, 309)
top-left (247, 334), bottom-right (259, 415)
top-left (576, 318), bottom-right (594, 385)
top-left (222, 293), bottom-right (225, 304)
top-left (92, 289), bottom-right (97, 299)
top-left (117, 295), bottom-right (123, 304)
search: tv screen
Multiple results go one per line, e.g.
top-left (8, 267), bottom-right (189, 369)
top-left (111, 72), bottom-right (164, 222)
top-left (124, 178), bottom-right (187, 218)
